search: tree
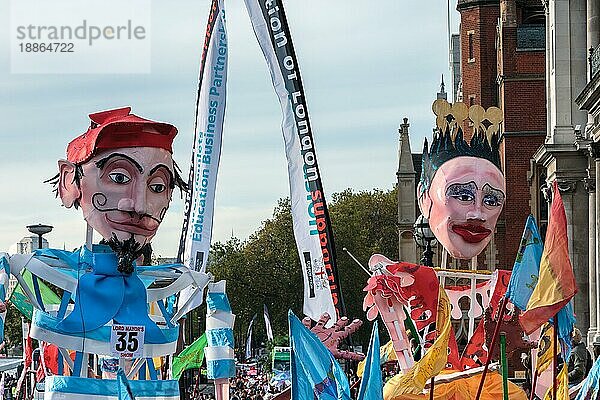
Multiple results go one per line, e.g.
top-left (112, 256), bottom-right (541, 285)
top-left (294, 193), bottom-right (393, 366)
top-left (208, 187), bottom-right (399, 350)
top-left (208, 199), bottom-right (302, 350)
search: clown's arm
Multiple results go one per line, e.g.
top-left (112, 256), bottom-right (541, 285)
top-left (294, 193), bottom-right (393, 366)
top-left (0, 252), bottom-right (79, 319)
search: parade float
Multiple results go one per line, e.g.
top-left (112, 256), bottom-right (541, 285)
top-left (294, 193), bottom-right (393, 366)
top-left (2, 0), bottom-right (596, 398)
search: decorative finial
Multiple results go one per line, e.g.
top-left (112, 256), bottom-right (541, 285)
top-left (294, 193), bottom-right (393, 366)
top-left (419, 99), bottom-right (503, 194)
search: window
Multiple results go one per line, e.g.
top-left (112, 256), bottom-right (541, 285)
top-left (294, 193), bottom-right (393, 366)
top-left (467, 30), bottom-right (475, 63)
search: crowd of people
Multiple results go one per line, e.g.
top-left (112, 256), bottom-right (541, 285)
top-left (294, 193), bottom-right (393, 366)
top-left (229, 370), bottom-right (287, 400)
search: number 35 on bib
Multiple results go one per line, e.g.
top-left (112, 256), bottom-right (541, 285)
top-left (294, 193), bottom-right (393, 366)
top-left (110, 325), bottom-right (145, 358)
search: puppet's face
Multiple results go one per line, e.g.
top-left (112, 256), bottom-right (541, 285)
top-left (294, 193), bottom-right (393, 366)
top-left (418, 156), bottom-right (505, 259)
top-left (59, 147), bottom-right (174, 246)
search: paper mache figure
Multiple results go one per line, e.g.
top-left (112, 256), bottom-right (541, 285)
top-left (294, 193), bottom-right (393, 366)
top-left (364, 100), bottom-right (508, 381)
top-left (0, 107), bottom-right (212, 399)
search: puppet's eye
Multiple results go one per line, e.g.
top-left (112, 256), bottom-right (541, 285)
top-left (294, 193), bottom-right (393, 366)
top-left (149, 183), bottom-right (166, 193)
top-left (109, 172), bottom-right (131, 184)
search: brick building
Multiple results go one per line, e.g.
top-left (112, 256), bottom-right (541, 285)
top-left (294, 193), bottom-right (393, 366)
top-left (398, 0), bottom-right (547, 270)
top-left (456, 0), bottom-right (547, 270)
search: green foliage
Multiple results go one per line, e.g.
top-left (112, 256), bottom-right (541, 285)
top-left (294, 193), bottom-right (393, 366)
top-left (208, 187), bottom-right (399, 351)
top-left (4, 307), bottom-right (23, 353)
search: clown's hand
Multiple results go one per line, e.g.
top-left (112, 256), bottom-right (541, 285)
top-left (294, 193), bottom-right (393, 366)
top-left (302, 313), bottom-right (365, 361)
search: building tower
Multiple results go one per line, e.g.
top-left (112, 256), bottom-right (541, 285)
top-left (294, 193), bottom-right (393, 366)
top-left (397, 118), bottom-right (418, 263)
top-left (456, 0), bottom-right (547, 271)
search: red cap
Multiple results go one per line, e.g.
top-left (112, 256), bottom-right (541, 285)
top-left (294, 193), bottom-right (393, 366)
top-left (66, 107), bottom-right (178, 164)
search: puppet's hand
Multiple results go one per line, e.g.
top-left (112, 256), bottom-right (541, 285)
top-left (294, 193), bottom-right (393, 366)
top-left (302, 313), bottom-right (365, 361)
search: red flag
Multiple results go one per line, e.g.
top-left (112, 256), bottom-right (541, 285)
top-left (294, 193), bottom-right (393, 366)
top-left (24, 333), bottom-right (33, 369)
top-left (520, 181), bottom-right (578, 334)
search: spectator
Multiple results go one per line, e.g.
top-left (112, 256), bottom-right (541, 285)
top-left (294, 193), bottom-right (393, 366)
top-left (568, 328), bottom-right (589, 386)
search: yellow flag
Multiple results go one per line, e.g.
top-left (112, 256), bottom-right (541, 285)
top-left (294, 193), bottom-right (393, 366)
top-left (383, 288), bottom-right (451, 398)
top-left (536, 323), bottom-right (554, 374)
top-left (357, 358), bottom-right (366, 378)
top-left (542, 364), bottom-right (568, 400)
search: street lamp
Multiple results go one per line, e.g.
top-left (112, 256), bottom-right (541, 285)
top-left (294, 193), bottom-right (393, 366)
top-left (26, 224), bottom-right (53, 250)
top-left (413, 214), bottom-right (436, 267)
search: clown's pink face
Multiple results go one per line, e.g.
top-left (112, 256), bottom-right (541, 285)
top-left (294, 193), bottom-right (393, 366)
top-left (58, 147), bottom-right (175, 246)
top-left (418, 157), bottom-right (505, 260)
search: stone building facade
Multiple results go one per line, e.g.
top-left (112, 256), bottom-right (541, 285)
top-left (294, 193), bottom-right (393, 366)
top-left (570, 0), bottom-right (600, 346)
top-left (396, 0), bottom-right (599, 346)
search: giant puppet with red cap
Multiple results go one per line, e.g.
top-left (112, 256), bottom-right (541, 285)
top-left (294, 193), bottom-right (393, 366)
top-left (0, 107), bottom-right (210, 399)
top-left (55, 106), bottom-right (187, 266)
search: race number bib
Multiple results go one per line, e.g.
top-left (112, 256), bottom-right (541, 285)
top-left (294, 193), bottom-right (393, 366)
top-left (110, 325), bottom-right (145, 358)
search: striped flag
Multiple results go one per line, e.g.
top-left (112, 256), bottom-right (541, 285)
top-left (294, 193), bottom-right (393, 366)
top-left (177, 0), bottom-right (227, 317)
top-left (575, 356), bottom-right (600, 400)
top-left (205, 281), bottom-right (236, 380)
top-left (264, 304), bottom-right (274, 341)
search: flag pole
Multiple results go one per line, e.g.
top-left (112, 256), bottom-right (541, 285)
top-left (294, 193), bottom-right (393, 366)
top-left (474, 296), bottom-right (508, 400)
top-left (552, 314), bottom-right (558, 400)
top-left (429, 377), bottom-right (435, 400)
top-left (500, 333), bottom-right (509, 400)
top-left (529, 371), bottom-right (538, 400)
top-left (428, 287), bottom-right (442, 400)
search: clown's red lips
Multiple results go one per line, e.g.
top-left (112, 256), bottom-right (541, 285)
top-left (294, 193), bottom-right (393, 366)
top-left (451, 223), bottom-right (491, 243)
top-left (105, 214), bottom-right (159, 236)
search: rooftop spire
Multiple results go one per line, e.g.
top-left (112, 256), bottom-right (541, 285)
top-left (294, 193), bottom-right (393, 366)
top-left (437, 74), bottom-right (447, 100)
top-left (397, 117), bottom-right (416, 176)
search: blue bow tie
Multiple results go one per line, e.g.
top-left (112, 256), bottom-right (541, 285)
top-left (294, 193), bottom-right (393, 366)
top-left (55, 245), bottom-right (164, 343)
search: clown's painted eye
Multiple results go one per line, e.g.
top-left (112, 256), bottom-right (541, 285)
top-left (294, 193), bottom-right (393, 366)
top-left (108, 172), bottom-right (131, 184)
top-left (446, 182), bottom-right (477, 203)
top-left (149, 183), bottom-right (166, 193)
top-left (482, 184), bottom-right (505, 208)
top-left (454, 191), bottom-right (475, 202)
top-left (483, 195), bottom-right (501, 207)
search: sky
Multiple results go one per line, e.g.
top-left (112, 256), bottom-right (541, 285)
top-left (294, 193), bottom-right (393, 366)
top-left (1, 0), bottom-right (460, 258)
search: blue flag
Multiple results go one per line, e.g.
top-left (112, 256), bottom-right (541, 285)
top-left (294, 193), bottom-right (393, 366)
top-left (505, 214), bottom-right (543, 310)
top-left (575, 355), bottom-right (600, 400)
top-left (505, 214), bottom-right (575, 357)
top-left (117, 368), bottom-right (135, 400)
top-left (289, 311), bottom-right (351, 400)
top-left (358, 321), bottom-right (383, 400)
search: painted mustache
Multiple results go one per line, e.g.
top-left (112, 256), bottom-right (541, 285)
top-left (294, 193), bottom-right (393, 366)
top-left (92, 193), bottom-right (163, 236)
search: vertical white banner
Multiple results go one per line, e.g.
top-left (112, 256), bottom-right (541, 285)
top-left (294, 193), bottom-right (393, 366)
top-left (263, 304), bottom-right (273, 341)
top-left (245, 315), bottom-right (255, 361)
top-left (243, 0), bottom-right (342, 324)
top-left (178, 0), bottom-right (227, 316)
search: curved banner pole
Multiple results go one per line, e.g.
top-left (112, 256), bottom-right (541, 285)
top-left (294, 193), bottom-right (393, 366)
top-left (177, 0), bottom-right (227, 316)
top-left (243, 0), bottom-right (345, 324)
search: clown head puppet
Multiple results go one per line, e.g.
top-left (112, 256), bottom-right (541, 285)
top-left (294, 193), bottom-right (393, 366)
top-left (52, 107), bottom-right (186, 271)
top-left (417, 101), bottom-right (505, 260)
